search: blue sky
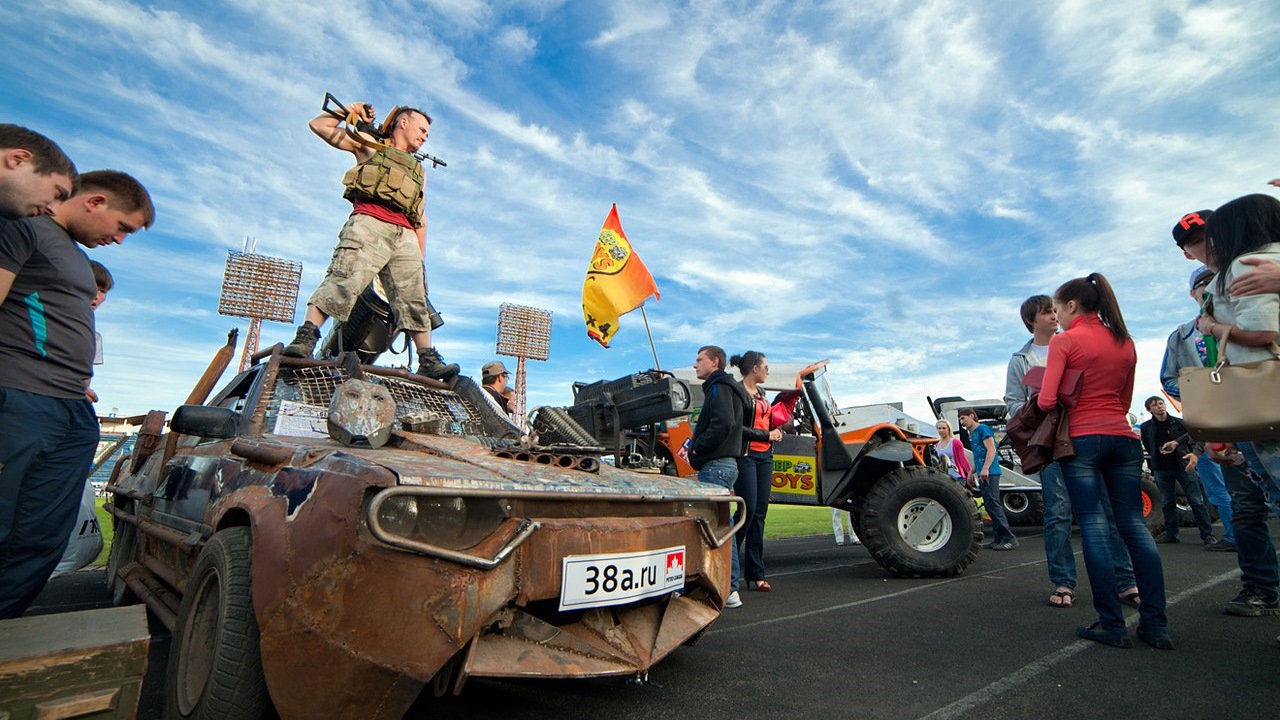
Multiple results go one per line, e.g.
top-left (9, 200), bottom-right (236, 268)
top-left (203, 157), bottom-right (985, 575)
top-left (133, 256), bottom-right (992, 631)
top-left (5, 0), bottom-right (1279, 424)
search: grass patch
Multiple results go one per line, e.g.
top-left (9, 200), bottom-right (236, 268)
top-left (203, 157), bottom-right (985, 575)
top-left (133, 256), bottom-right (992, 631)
top-left (764, 504), bottom-right (835, 539)
top-left (93, 496), bottom-right (114, 567)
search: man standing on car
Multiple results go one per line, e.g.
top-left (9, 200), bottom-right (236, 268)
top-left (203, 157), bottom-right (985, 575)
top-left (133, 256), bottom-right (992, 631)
top-left (1005, 296), bottom-right (1139, 606)
top-left (0, 170), bottom-right (154, 618)
top-left (1140, 396), bottom-right (1218, 546)
top-left (957, 408), bottom-right (1017, 551)
top-left (687, 345), bottom-right (750, 609)
top-left (284, 101), bottom-right (458, 381)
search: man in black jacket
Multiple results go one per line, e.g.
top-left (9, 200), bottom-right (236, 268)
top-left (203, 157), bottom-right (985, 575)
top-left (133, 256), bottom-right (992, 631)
top-left (687, 345), bottom-right (751, 608)
top-left (1139, 397), bottom-right (1217, 545)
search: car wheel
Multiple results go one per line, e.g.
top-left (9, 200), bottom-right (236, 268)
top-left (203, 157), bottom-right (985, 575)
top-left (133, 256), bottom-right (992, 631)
top-left (106, 498), bottom-right (139, 606)
top-left (1140, 475), bottom-right (1164, 538)
top-left (858, 466), bottom-right (981, 578)
top-left (1002, 490), bottom-right (1044, 527)
top-left (165, 527), bottom-right (272, 720)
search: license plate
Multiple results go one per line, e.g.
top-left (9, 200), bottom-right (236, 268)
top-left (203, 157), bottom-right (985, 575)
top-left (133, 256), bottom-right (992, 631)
top-left (559, 545), bottom-right (686, 611)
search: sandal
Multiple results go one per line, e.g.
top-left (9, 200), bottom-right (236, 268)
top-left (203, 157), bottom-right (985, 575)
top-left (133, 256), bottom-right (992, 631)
top-left (748, 580), bottom-right (772, 592)
top-left (1047, 589), bottom-right (1075, 609)
top-left (1119, 589), bottom-right (1141, 609)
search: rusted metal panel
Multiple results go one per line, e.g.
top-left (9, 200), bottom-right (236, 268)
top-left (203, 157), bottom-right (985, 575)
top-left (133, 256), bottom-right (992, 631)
top-left (108, 350), bottom-right (736, 720)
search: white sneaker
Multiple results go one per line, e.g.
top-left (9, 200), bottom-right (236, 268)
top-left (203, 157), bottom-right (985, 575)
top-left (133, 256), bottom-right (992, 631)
top-left (725, 591), bottom-right (743, 608)
top-left (835, 537), bottom-right (845, 546)
top-left (849, 535), bottom-right (862, 546)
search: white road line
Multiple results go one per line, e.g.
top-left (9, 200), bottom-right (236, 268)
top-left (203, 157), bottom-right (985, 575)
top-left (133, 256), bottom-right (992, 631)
top-left (710, 557), bottom-right (1050, 635)
top-left (914, 568), bottom-right (1240, 720)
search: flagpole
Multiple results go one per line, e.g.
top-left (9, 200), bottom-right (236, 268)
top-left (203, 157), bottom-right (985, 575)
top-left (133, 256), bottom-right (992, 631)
top-left (639, 304), bottom-right (661, 370)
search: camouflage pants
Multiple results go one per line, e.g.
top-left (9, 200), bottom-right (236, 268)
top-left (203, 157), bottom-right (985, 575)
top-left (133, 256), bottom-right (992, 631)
top-left (308, 213), bottom-right (431, 332)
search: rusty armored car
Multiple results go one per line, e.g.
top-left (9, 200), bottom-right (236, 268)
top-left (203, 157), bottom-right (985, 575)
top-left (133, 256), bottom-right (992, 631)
top-left (105, 336), bottom-right (740, 720)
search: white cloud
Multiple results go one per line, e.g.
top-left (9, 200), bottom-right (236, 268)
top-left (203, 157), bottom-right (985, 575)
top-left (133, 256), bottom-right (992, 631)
top-left (495, 26), bottom-right (538, 58)
top-left (4, 0), bottom-right (1279, 423)
top-left (588, 4), bottom-right (671, 47)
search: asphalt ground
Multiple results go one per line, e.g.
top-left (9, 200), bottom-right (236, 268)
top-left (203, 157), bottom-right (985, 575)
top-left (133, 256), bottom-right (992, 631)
top-left (28, 521), bottom-right (1280, 720)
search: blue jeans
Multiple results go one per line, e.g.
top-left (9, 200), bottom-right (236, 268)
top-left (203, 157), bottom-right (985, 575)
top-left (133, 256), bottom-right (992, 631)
top-left (1240, 441), bottom-right (1280, 519)
top-left (1218, 460), bottom-right (1278, 600)
top-left (1195, 459), bottom-right (1234, 544)
top-left (735, 451), bottom-right (772, 582)
top-left (1040, 461), bottom-right (1136, 592)
top-left (0, 388), bottom-right (100, 619)
top-left (1153, 469), bottom-right (1214, 541)
top-left (1039, 462), bottom-right (1076, 588)
top-left (979, 475), bottom-right (1016, 544)
top-left (1059, 435), bottom-right (1167, 633)
top-left (699, 457), bottom-right (741, 592)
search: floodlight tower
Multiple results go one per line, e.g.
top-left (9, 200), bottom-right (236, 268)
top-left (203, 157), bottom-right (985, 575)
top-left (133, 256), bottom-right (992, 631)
top-left (217, 238), bottom-right (303, 372)
top-left (495, 303), bottom-right (552, 431)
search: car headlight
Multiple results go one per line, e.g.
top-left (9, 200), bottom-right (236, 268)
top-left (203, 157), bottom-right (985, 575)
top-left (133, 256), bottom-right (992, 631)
top-left (670, 380), bottom-right (691, 411)
top-left (373, 493), bottom-right (512, 552)
top-left (377, 496), bottom-right (419, 536)
top-left (418, 497), bottom-right (467, 540)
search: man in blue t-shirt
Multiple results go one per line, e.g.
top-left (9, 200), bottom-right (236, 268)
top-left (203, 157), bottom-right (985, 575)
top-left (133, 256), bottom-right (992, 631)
top-left (958, 408), bottom-right (1018, 550)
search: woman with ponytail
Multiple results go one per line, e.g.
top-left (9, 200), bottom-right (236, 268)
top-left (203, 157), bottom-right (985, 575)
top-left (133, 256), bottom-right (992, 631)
top-left (730, 351), bottom-right (784, 592)
top-left (1037, 273), bottom-right (1171, 649)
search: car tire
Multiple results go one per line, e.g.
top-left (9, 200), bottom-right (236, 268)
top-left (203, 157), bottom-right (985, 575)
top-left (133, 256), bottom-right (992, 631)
top-left (859, 466), bottom-right (981, 578)
top-left (1140, 474), bottom-right (1164, 538)
top-left (106, 498), bottom-right (139, 606)
top-left (165, 527), bottom-right (272, 720)
top-left (847, 500), bottom-right (866, 542)
top-left (1002, 490), bottom-right (1044, 526)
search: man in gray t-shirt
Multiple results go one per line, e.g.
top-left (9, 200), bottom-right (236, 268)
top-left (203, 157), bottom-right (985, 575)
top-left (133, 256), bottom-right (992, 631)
top-left (0, 169), bottom-right (154, 618)
top-left (0, 124), bottom-right (77, 222)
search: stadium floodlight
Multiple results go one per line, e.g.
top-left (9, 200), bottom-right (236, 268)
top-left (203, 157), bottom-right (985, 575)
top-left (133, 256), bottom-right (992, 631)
top-left (218, 245), bottom-right (303, 371)
top-left (495, 303), bottom-right (552, 429)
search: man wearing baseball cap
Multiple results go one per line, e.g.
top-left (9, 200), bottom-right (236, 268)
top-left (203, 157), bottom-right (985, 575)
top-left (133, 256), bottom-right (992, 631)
top-left (481, 361), bottom-right (515, 417)
top-left (1172, 209), bottom-right (1214, 263)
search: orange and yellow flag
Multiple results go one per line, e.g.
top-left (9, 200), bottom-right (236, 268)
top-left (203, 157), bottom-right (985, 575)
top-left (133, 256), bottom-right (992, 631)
top-left (582, 204), bottom-right (660, 348)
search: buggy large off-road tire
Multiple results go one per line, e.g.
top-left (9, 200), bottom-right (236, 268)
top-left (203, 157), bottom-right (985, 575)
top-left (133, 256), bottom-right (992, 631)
top-left (105, 498), bottom-right (138, 606)
top-left (859, 466), bottom-right (981, 578)
top-left (165, 527), bottom-right (272, 720)
top-left (1140, 474), bottom-right (1165, 538)
top-left (1002, 490), bottom-right (1044, 526)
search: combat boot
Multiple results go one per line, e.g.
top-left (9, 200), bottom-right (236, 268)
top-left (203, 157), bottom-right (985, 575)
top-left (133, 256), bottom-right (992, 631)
top-left (283, 321), bottom-right (321, 358)
top-left (416, 347), bottom-right (460, 381)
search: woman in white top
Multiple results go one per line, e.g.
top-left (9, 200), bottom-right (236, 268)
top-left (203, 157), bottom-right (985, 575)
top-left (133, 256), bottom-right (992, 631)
top-left (1196, 193), bottom-right (1280, 506)
top-left (935, 419), bottom-right (971, 482)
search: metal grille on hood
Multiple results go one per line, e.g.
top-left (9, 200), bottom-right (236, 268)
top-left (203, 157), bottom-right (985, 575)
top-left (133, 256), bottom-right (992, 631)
top-left (272, 366), bottom-right (486, 436)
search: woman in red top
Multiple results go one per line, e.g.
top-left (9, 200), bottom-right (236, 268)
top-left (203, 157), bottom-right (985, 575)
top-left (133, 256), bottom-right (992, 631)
top-left (731, 351), bottom-right (784, 592)
top-left (1037, 273), bottom-right (1171, 650)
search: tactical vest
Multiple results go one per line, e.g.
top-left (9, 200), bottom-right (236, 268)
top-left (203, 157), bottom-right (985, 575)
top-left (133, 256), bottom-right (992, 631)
top-left (341, 146), bottom-right (425, 228)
